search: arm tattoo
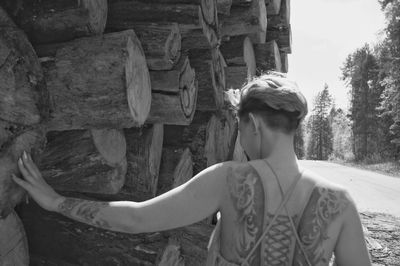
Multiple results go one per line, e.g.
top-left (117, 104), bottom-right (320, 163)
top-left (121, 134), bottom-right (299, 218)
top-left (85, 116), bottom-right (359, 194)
top-left (227, 164), bottom-right (264, 264)
top-left (58, 198), bottom-right (112, 230)
top-left (294, 187), bottom-right (350, 265)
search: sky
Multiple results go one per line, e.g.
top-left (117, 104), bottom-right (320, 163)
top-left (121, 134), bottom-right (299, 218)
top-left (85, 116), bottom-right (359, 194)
top-left (287, 0), bottom-right (386, 110)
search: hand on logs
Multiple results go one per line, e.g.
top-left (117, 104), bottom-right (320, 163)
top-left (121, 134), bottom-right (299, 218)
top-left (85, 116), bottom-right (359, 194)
top-left (12, 151), bottom-right (64, 212)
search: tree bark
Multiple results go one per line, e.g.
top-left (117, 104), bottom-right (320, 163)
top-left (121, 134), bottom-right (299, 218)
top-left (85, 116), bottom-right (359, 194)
top-left (104, 22), bottom-right (181, 71)
top-left (254, 40), bottom-right (282, 74)
top-left (266, 24), bottom-right (292, 53)
top-left (266, 0), bottom-right (282, 15)
top-left (189, 48), bottom-right (226, 111)
top-left (122, 124), bottom-right (164, 201)
top-left (147, 56), bottom-right (198, 125)
top-left (37, 129), bottom-right (127, 195)
top-left (157, 147), bottom-right (193, 195)
top-left (205, 110), bottom-right (237, 166)
top-left (42, 30), bottom-right (151, 131)
top-left (267, 0), bottom-right (290, 30)
top-left (0, 7), bottom-right (48, 126)
top-left (220, 35), bottom-right (256, 77)
top-left (0, 127), bottom-right (46, 218)
top-left (17, 202), bottom-right (213, 265)
top-left (0, 210), bottom-right (29, 265)
top-left (1, 0), bottom-right (107, 44)
top-left (225, 66), bottom-right (248, 90)
top-left (220, 0), bottom-right (267, 38)
top-left (164, 111), bottom-right (213, 175)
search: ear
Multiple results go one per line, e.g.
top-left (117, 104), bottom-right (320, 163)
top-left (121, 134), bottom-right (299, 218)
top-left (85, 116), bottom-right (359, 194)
top-left (248, 113), bottom-right (260, 134)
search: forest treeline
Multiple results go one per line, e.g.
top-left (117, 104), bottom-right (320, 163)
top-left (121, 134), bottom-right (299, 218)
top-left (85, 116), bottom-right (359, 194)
top-left (295, 0), bottom-right (400, 163)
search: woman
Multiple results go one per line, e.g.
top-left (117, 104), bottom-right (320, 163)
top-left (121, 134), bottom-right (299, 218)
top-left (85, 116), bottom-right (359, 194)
top-left (13, 74), bottom-right (371, 266)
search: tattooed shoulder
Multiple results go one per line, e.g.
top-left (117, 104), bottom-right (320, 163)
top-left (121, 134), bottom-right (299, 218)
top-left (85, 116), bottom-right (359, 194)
top-left (225, 163), bottom-right (265, 262)
top-left (295, 184), bottom-right (352, 265)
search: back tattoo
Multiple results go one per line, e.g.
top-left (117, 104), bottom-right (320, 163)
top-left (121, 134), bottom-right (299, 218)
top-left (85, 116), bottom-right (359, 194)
top-left (226, 164), bottom-right (351, 265)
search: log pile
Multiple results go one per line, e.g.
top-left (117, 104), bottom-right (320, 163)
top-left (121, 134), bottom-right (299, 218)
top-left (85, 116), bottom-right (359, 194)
top-left (0, 0), bottom-right (293, 264)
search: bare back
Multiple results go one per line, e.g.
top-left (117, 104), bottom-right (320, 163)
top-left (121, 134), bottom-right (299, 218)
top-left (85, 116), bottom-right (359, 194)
top-left (214, 160), bottom-right (364, 266)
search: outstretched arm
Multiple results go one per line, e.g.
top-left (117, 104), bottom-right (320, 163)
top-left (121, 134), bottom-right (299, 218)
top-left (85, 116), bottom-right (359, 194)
top-left (13, 151), bottom-right (227, 234)
top-left (334, 195), bottom-right (372, 266)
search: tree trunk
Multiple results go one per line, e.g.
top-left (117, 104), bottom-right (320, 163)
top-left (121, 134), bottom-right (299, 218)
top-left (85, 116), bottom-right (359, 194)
top-left (157, 147), bottom-right (193, 195)
top-left (122, 124), bottom-right (164, 201)
top-left (42, 30), bottom-right (151, 131)
top-left (221, 35), bottom-right (256, 77)
top-left (0, 127), bottom-right (46, 218)
top-left (281, 52), bottom-right (288, 73)
top-left (0, 7), bottom-right (48, 126)
top-left (266, 24), bottom-right (292, 53)
top-left (38, 129), bottom-right (127, 195)
top-left (147, 56), bottom-right (198, 125)
top-left (17, 202), bottom-right (213, 265)
top-left (189, 48), bottom-right (226, 111)
top-left (225, 66), bottom-right (248, 89)
top-left (205, 110), bottom-right (237, 166)
top-left (220, 0), bottom-right (267, 38)
top-left (104, 22), bottom-right (181, 70)
top-left (267, 0), bottom-right (290, 30)
top-left (266, 0), bottom-right (282, 15)
top-left (254, 40), bottom-right (282, 74)
top-left (1, 0), bottom-right (107, 44)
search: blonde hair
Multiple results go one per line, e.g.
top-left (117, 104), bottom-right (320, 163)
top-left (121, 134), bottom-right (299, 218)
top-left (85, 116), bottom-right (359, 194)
top-left (227, 73), bottom-right (308, 133)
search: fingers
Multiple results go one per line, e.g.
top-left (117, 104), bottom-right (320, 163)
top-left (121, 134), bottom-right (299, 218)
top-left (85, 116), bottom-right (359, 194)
top-left (21, 151), bottom-right (41, 180)
top-left (12, 174), bottom-right (34, 192)
top-left (17, 157), bottom-right (37, 185)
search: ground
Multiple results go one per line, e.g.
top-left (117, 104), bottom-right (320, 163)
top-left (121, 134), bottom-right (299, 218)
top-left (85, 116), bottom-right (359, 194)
top-left (361, 212), bottom-right (400, 266)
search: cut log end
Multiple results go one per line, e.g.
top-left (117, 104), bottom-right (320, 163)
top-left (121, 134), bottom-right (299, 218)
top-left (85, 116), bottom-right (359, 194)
top-left (211, 49), bottom-right (227, 109)
top-left (125, 31), bottom-right (152, 127)
top-left (201, 0), bottom-right (218, 25)
top-left (83, 0), bottom-right (108, 34)
top-left (90, 128), bottom-right (127, 166)
top-left (180, 58), bottom-right (197, 119)
top-left (243, 36), bottom-right (257, 78)
top-left (199, 6), bottom-right (220, 49)
top-left (166, 23), bottom-right (182, 66)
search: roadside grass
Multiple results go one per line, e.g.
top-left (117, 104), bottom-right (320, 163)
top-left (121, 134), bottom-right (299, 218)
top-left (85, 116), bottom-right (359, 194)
top-left (331, 159), bottom-right (400, 178)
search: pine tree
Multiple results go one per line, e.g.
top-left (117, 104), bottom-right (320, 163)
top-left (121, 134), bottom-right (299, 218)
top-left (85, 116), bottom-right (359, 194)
top-left (306, 84), bottom-right (333, 160)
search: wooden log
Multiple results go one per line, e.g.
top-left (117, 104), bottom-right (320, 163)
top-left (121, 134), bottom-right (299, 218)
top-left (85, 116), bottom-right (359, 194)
top-left (164, 111), bottom-right (212, 174)
top-left (0, 210), bottom-right (29, 265)
top-left (42, 30), bottom-right (151, 131)
top-left (0, 127), bottom-right (46, 218)
top-left (232, 132), bottom-right (248, 162)
top-left (147, 56), bottom-right (198, 125)
top-left (266, 24), bottom-right (292, 53)
top-left (254, 40), bottom-right (282, 74)
top-left (220, 35), bottom-right (256, 77)
top-left (205, 110), bottom-right (237, 166)
top-left (1, 0), bottom-right (107, 45)
top-left (189, 48), bottom-right (226, 111)
top-left (0, 7), bottom-right (48, 126)
top-left (157, 147), bottom-right (193, 195)
top-left (37, 129), bottom-right (127, 195)
top-left (266, 0), bottom-right (282, 15)
top-left (225, 66), bottom-right (248, 90)
top-left (281, 52), bottom-right (289, 73)
top-left (122, 124), bottom-right (164, 201)
top-left (105, 22), bottom-right (181, 71)
top-left (107, 1), bottom-right (199, 27)
top-left (220, 0), bottom-right (267, 38)
top-left (268, 0), bottom-right (290, 30)
top-left (18, 201), bottom-right (213, 265)
top-left (199, 0), bottom-right (220, 49)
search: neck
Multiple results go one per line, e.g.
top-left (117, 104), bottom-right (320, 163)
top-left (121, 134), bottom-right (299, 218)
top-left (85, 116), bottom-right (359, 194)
top-left (261, 133), bottom-right (299, 176)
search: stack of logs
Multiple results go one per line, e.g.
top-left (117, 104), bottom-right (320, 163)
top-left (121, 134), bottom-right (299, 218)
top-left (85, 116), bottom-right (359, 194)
top-left (0, 0), bottom-right (291, 264)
